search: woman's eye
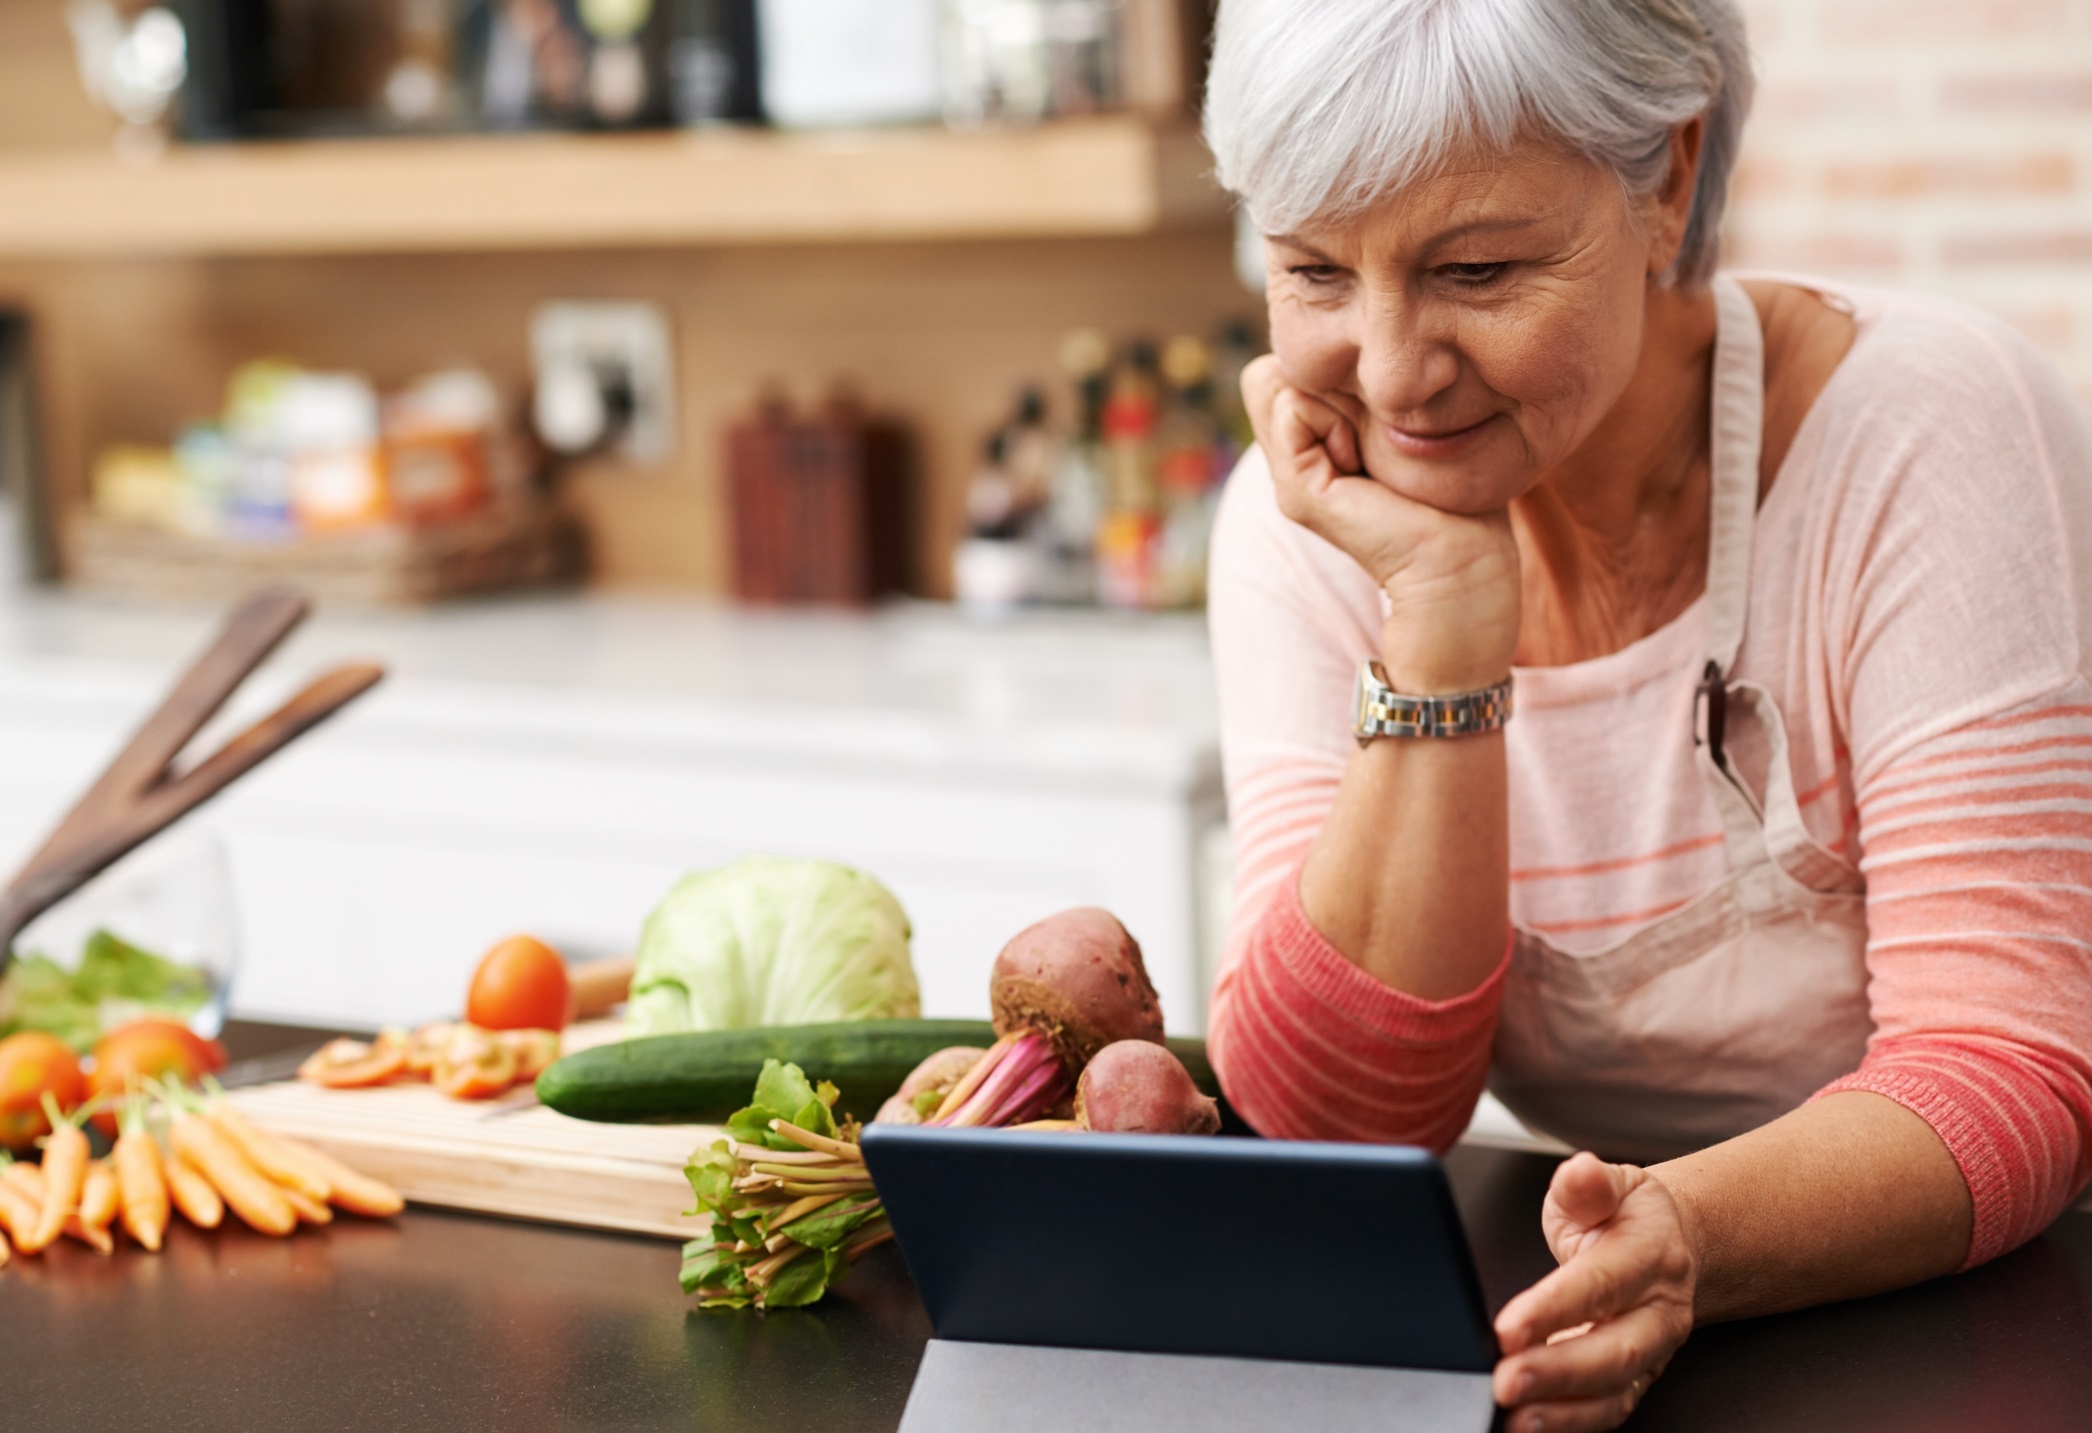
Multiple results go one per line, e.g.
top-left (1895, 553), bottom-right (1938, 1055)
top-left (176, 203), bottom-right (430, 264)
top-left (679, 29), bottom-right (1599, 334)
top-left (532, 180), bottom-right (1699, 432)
top-left (1286, 264), bottom-right (1344, 286)
top-left (1439, 262), bottom-right (1508, 286)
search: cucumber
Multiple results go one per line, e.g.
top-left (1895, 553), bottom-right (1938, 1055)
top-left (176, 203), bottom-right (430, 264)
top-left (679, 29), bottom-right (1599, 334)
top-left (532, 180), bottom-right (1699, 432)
top-left (536, 1019), bottom-right (1217, 1125)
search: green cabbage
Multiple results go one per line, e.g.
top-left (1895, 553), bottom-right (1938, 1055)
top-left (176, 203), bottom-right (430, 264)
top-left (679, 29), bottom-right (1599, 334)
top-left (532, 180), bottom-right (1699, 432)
top-left (627, 857), bottom-right (920, 1034)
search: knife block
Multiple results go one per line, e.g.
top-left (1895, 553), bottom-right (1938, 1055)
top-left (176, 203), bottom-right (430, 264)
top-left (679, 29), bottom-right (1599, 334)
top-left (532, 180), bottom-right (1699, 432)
top-left (726, 395), bottom-right (915, 605)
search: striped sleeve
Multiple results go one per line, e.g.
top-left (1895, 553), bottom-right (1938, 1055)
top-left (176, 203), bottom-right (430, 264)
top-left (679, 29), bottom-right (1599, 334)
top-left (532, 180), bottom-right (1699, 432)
top-left (1208, 865), bottom-right (1509, 1148)
top-left (1817, 696), bottom-right (2092, 1267)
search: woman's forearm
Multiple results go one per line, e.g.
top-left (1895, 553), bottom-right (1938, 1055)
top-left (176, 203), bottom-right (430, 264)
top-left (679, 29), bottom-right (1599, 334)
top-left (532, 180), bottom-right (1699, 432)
top-left (1298, 726), bottom-right (1510, 1001)
top-left (1651, 1090), bottom-right (1972, 1323)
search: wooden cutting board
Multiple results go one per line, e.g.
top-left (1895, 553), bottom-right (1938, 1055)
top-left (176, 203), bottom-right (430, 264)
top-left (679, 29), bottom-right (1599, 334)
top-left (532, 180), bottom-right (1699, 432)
top-left (222, 1021), bottom-right (716, 1241)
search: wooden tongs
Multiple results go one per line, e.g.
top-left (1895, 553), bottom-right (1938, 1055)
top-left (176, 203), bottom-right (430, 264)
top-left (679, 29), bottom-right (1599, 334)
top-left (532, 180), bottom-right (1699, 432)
top-left (0, 586), bottom-right (384, 971)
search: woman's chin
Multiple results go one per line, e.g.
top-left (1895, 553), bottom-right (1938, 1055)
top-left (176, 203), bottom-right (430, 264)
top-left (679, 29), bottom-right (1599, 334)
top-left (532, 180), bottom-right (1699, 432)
top-left (1366, 462), bottom-right (1523, 517)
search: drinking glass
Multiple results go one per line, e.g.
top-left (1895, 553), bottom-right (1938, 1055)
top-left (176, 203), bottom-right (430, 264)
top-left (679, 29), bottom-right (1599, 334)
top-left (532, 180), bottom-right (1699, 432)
top-left (6, 827), bottom-right (239, 1043)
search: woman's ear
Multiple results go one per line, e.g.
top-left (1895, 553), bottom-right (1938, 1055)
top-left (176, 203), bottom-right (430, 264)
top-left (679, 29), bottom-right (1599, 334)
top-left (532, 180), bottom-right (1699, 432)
top-left (1647, 116), bottom-right (1705, 278)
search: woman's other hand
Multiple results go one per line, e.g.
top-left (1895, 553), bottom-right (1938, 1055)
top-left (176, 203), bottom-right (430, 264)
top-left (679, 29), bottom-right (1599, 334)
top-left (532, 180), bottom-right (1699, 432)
top-left (1492, 1152), bottom-right (1699, 1432)
top-left (1241, 354), bottom-right (1520, 693)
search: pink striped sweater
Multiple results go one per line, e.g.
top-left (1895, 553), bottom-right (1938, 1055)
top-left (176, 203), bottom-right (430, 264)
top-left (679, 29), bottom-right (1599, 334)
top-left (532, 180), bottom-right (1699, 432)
top-left (1207, 278), bottom-right (2092, 1269)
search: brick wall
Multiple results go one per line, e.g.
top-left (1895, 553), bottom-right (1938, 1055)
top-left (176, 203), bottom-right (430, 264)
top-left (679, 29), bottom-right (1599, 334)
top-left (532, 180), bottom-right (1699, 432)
top-left (1730, 0), bottom-right (2092, 402)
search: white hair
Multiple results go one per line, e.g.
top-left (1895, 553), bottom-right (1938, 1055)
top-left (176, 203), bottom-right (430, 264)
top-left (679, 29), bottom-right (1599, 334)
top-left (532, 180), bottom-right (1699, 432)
top-left (1205, 0), bottom-right (1753, 285)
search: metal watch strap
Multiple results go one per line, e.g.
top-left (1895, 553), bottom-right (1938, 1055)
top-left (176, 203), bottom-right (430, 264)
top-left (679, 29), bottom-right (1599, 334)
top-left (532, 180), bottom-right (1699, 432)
top-left (1352, 660), bottom-right (1513, 744)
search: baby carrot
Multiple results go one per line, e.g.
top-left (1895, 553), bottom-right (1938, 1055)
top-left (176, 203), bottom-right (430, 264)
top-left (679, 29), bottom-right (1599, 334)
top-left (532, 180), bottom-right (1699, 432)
top-left (169, 1111), bottom-right (295, 1236)
top-left (284, 1140), bottom-right (403, 1219)
top-left (23, 1094), bottom-right (87, 1254)
top-left (0, 1186), bottom-right (31, 1247)
top-left (0, 1226), bottom-right (9, 1269)
top-left (114, 1103), bottom-right (171, 1252)
top-left (2, 1160), bottom-right (42, 1202)
top-left (65, 1161), bottom-right (119, 1253)
top-left (280, 1182), bottom-right (333, 1226)
top-left (203, 1101), bottom-right (331, 1204)
top-left (64, 1216), bottom-right (112, 1253)
top-left (164, 1153), bottom-right (223, 1230)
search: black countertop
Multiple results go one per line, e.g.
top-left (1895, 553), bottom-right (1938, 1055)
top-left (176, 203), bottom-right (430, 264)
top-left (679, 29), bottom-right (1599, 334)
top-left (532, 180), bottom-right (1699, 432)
top-left (6, 1024), bottom-right (2090, 1431)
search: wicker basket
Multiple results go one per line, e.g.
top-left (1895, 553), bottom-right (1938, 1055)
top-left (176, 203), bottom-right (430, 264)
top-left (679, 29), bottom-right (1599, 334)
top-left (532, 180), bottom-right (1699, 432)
top-left (66, 505), bottom-right (587, 607)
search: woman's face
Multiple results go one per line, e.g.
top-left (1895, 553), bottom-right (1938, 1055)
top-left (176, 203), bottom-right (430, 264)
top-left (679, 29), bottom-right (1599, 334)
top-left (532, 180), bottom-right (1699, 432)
top-left (1263, 139), bottom-right (1675, 515)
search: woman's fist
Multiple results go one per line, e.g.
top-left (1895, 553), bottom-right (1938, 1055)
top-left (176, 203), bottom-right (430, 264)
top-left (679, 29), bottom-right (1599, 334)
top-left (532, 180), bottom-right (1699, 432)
top-left (1241, 355), bottom-right (1520, 694)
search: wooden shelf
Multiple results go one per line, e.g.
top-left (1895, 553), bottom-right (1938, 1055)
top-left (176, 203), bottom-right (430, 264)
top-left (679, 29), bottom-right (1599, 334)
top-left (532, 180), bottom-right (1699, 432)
top-left (0, 117), bottom-right (1227, 259)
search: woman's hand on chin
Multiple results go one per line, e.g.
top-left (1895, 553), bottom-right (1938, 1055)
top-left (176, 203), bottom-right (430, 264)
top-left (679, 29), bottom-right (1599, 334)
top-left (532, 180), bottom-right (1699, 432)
top-left (1491, 1152), bottom-right (1699, 1433)
top-left (1242, 356), bottom-right (1520, 693)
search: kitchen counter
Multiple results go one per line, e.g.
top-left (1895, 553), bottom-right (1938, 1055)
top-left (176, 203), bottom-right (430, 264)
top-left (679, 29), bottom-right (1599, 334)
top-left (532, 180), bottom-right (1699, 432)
top-left (0, 589), bottom-right (1227, 1032)
top-left (6, 1024), bottom-right (2091, 1431)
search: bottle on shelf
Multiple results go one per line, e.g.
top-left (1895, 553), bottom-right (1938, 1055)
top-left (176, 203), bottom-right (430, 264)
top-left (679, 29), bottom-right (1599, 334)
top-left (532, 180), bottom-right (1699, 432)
top-left (668, 0), bottom-right (763, 124)
top-left (1040, 340), bottom-right (1112, 604)
top-left (576, 0), bottom-right (673, 127)
top-left (1096, 340), bottom-right (1163, 608)
top-left (1152, 335), bottom-right (1222, 608)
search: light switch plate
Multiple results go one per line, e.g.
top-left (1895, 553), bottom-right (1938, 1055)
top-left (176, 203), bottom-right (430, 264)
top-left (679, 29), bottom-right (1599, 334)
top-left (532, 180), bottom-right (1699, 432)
top-left (530, 301), bottom-right (676, 464)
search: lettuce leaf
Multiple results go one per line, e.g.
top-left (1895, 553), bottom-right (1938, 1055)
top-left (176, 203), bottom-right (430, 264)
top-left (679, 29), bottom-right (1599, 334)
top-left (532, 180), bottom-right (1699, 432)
top-left (0, 929), bottom-right (212, 1050)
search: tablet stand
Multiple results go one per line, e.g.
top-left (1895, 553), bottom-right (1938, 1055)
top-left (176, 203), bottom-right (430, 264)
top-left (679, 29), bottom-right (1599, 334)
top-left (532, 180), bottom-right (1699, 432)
top-left (899, 1339), bottom-right (1499, 1433)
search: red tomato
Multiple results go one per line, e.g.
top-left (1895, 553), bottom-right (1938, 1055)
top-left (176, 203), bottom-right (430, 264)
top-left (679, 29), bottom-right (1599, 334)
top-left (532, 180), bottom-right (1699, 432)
top-left (466, 936), bottom-right (572, 1032)
top-left (88, 1019), bottom-right (230, 1134)
top-left (0, 1032), bottom-right (88, 1150)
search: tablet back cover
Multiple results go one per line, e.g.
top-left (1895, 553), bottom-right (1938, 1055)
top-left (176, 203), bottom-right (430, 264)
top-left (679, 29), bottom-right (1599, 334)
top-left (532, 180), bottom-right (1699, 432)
top-left (861, 1127), bottom-right (1497, 1373)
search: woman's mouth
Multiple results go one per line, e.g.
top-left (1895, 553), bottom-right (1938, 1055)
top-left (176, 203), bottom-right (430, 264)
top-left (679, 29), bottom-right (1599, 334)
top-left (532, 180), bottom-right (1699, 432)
top-left (1382, 415), bottom-right (1495, 459)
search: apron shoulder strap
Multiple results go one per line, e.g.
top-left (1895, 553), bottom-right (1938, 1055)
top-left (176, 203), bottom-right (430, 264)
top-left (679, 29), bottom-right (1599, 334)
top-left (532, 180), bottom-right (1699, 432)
top-left (1705, 275), bottom-right (1765, 677)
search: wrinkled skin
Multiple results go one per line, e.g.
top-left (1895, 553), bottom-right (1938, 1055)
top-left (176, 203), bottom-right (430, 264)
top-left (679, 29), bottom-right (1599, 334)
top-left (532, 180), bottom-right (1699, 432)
top-left (1074, 1040), bottom-right (1220, 1135)
top-left (991, 907), bottom-right (1165, 1067)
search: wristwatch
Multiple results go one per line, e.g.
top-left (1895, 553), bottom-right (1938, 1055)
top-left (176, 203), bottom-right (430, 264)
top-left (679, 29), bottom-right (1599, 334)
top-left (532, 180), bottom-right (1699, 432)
top-left (1352, 660), bottom-right (1513, 744)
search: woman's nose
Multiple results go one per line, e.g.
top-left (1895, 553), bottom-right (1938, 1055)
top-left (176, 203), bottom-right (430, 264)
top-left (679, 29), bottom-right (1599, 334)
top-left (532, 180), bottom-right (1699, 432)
top-left (1355, 303), bottom-right (1461, 418)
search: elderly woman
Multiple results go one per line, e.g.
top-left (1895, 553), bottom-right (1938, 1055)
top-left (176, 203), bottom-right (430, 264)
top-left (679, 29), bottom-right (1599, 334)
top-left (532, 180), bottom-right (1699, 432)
top-left (1201, 1), bottom-right (2092, 1428)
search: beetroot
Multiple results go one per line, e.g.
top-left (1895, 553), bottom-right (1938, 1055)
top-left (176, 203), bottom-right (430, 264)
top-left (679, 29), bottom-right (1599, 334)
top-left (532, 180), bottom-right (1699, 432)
top-left (990, 907), bottom-right (1164, 1067)
top-left (926, 907), bottom-right (1168, 1130)
top-left (873, 1046), bottom-right (986, 1125)
top-left (1074, 1040), bottom-right (1220, 1135)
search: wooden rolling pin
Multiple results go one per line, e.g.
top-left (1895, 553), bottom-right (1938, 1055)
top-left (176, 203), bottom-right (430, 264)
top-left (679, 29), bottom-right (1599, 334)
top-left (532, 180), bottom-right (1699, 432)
top-left (570, 956), bottom-right (635, 1022)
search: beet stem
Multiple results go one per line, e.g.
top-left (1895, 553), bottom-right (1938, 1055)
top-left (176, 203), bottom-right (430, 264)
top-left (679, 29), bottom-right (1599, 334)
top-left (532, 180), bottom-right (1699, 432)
top-left (927, 1032), bottom-right (1021, 1123)
top-left (980, 1057), bottom-right (1069, 1128)
top-left (935, 1030), bottom-right (1057, 1127)
top-left (937, 1029), bottom-right (1062, 1129)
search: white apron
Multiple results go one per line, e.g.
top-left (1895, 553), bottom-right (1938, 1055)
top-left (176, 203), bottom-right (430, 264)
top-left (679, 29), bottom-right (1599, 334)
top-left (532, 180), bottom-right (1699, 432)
top-left (1490, 276), bottom-right (1875, 1165)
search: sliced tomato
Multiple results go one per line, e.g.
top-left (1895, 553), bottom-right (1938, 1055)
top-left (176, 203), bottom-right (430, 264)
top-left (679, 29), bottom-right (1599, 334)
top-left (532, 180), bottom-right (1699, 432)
top-left (499, 1029), bottom-right (562, 1082)
top-left (404, 1021), bottom-right (459, 1076)
top-left (432, 1026), bottom-right (519, 1099)
top-left (298, 1030), bottom-right (409, 1089)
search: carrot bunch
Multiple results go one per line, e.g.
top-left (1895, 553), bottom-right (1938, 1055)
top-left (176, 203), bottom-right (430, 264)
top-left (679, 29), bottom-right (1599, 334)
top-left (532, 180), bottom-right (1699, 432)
top-left (0, 1081), bottom-right (402, 1268)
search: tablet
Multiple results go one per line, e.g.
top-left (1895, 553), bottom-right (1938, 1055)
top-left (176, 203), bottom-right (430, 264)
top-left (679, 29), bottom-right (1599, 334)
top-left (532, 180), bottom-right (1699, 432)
top-left (860, 1125), bottom-right (1498, 1373)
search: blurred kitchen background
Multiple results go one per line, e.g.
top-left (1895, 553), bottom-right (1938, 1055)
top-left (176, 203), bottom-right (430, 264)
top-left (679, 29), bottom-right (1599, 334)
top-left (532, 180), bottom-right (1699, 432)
top-left (0, 0), bottom-right (2086, 1038)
